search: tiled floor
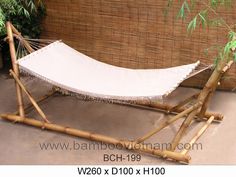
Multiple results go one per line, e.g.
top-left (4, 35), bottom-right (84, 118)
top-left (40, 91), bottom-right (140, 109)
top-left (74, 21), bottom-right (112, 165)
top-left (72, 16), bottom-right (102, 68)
top-left (0, 72), bottom-right (235, 165)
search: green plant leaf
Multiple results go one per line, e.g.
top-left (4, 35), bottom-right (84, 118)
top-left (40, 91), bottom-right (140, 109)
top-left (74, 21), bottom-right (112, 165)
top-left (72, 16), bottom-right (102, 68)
top-left (228, 31), bottom-right (236, 41)
top-left (187, 15), bottom-right (197, 33)
top-left (177, 1), bottom-right (190, 19)
top-left (224, 40), bottom-right (236, 55)
top-left (198, 10), bottom-right (208, 28)
top-left (233, 53), bottom-right (236, 62)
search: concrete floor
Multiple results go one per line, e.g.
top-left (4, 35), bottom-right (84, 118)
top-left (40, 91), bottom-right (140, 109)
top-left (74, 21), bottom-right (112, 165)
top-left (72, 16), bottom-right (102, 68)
top-left (0, 72), bottom-right (236, 165)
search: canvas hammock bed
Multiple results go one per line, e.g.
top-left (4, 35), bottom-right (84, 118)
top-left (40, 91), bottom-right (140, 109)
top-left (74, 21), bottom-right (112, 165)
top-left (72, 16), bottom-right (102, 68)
top-left (0, 22), bottom-right (234, 164)
top-left (17, 40), bottom-right (200, 101)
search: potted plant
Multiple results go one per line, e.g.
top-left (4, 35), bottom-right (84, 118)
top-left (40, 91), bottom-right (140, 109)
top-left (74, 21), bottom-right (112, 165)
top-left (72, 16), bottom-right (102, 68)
top-left (0, 0), bottom-right (45, 69)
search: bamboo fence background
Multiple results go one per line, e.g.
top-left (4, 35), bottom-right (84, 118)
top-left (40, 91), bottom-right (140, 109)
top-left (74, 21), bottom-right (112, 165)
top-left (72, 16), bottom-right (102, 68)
top-left (41, 0), bottom-right (236, 90)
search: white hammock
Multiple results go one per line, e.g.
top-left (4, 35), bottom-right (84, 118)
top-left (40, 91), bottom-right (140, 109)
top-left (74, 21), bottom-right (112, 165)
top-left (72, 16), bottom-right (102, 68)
top-left (17, 41), bottom-right (199, 100)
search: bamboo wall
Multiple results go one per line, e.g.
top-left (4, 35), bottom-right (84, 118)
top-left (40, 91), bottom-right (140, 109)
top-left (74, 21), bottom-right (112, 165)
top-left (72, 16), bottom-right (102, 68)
top-left (41, 0), bottom-right (236, 90)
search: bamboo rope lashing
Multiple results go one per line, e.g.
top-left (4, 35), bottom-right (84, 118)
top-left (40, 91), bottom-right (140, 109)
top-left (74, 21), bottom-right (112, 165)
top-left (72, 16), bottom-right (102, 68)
top-left (14, 90), bottom-right (56, 115)
top-left (135, 101), bottom-right (223, 121)
top-left (17, 44), bottom-right (28, 58)
top-left (9, 70), bottom-right (50, 123)
top-left (12, 26), bottom-right (54, 54)
top-left (181, 116), bottom-right (215, 155)
top-left (25, 38), bottom-right (56, 42)
top-left (135, 102), bottom-right (202, 144)
top-left (16, 35), bottom-right (35, 54)
top-left (16, 40), bottom-right (22, 59)
top-left (17, 40), bottom-right (28, 58)
top-left (26, 40), bottom-right (48, 48)
top-left (168, 93), bottom-right (200, 112)
top-left (0, 114), bottom-right (191, 163)
top-left (6, 22), bottom-right (25, 117)
top-left (15, 38), bottom-right (53, 58)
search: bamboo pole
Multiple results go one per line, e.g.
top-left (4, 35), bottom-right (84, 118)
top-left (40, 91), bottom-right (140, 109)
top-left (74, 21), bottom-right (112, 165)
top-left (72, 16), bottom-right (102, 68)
top-left (170, 58), bottom-right (233, 151)
top-left (168, 93), bottom-right (199, 112)
top-left (197, 89), bottom-right (215, 120)
top-left (10, 23), bottom-right (34, 53)
top-left (222, 60), bottom-right (234, 73)
top-left (135, 101), bottom-right (223, 121)
top-left (135, 102), bottom-right (202, 144)
top-left (10, 70), bottom-right (50, 123)
top-left (14, 90), bottom-right (56, 115)
top-left (6, 22), bottom-right (25, 117)
top-left (170, 104), bottom-right (201, 151)
top-left (0, 114), bottom-right (191, 163)
top-left (181, 116), bottom-right (215, 155)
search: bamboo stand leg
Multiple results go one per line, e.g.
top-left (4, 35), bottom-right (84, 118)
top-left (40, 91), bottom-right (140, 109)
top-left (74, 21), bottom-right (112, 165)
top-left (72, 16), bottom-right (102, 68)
top-left (0, 114), bottom-right (191, 164)
top-left (181, 116), bottom-right (215, 155)
top-left (10, 70), bottom-right (50, 123)
top-left (170, 108), bottom-right (200, 151)
top-left (135, 103), bottom-right (202, 144)
top-left (170, 59), bottom-right (233, 151)
top-left (6, 22), bottom-right (25, 117)
top-left (135, 101), bottom-right (223, 121)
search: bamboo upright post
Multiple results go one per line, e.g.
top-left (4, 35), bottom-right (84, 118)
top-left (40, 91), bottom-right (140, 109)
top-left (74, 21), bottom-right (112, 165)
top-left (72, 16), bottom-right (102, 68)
top-left (6, 22), bottom-right (25, 117)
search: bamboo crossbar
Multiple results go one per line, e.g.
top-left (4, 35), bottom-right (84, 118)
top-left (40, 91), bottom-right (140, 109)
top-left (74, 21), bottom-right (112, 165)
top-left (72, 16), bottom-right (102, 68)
top-left (135, 101), bottom-right (223, 121)
top-left (181, 116), bottom-right (215, 155)
top-left (0, 114), bottom-right (191, 163)
top-left (135, 103), bottom-right (202, 144)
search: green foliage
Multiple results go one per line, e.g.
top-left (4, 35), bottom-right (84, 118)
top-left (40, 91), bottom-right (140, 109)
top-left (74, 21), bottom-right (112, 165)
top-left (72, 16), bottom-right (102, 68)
top-left (0, 0), bottom-right (45, 38)
top-left (177, 1), bottom-right (190, 19)
top-left (0, 0), bottom-right (45, 67)
top-left (165, 0), bottom-right (236, 64)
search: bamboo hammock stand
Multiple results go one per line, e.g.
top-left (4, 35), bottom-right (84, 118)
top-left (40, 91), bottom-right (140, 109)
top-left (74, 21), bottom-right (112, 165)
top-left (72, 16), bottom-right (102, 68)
top-left (0, 22), bottom-right (234, 164)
